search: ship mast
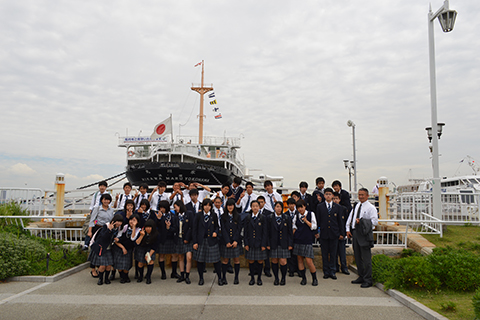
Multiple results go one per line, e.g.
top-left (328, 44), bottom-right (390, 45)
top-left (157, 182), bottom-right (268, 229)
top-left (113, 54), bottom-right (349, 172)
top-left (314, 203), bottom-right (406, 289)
top-left (191, 60), bottom-right (213, 144)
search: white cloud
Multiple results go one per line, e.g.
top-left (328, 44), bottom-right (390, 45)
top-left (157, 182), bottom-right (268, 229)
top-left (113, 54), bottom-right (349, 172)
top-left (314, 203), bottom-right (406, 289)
top-left (9, 163), bottom-right (36, 176)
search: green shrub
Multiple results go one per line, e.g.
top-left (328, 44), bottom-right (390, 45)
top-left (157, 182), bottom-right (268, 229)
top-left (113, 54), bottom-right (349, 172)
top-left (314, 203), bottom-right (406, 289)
top-left (0, 232), bottom-right (47, 280)
top-left (0, 201), bottom-right (30, 227)
top-left (372, 254), bottom-right (396, 284)
top-left (473, 289), bottom-right (480, 319)
top-left (400, 248), bottom-right (421, 258)
top-left (440, 301), bottom-right (457, 312)
top-left (384, 256), bottom-right (441, 291)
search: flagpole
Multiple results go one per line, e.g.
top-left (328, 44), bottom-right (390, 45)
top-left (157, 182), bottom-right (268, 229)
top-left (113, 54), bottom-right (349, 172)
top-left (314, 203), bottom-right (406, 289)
top-left (191, 60), bottom-right (213, 145)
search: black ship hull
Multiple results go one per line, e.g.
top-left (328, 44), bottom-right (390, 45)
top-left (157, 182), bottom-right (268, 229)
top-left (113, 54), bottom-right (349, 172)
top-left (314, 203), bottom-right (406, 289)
top-left (126, 162), bottom-right (238, 188)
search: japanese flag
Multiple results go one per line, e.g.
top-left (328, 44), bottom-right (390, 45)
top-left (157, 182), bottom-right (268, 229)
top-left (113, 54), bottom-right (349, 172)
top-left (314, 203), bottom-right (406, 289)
top-left (151, 116), bottom-right (172, 139)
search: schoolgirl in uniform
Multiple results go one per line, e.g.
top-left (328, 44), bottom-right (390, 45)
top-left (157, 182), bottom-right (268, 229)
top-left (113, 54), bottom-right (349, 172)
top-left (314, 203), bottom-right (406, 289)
top-left (267, 201), bottom-right (293, 286)
top-left (292, 199), bottom-right (318, 286)
top-left (89, 213), bottom-right (124, 285)
top-left (113, 214), bottom-right (141, 283)
top-left (135, 219), bottom-right (159, 284)
top-left (173, 200), bottom-right (194, 284)
top-left (155, 200), bottom-right (179, 279)
top-left (219, 199), bottom-right (242, 285)
top-left (88, 193), bottom-right (114, 278)
top-left (119, 199), bottom-right (135, 225)
top-left (244, 200), bottom-right (268, 286)
top-left (193, 198), bottom-right (222, 286)
top-left (136, 199), bottom-right (157, 227)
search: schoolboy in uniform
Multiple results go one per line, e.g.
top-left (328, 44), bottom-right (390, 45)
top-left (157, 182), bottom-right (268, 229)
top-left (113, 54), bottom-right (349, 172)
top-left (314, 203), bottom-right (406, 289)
top-left (299, 181), bottom-right (313, 212)
top-left (170, 182), bottom-right (184, 209)
top-left (185, 189), bottom-right (203, 217)
top-left (227, 177), bottom-right (244, 203)
top-left (292, 200), bottom-right (318, 286)
top-left (332, 180), bottom-right (352, 213)
top-left (236, 181), bottom-right (257, 222)
top-left (316, 188), bottom-right (345, 280)
top-left (285, 197), bottom-right (299, 277)
top-left (261, 180), bottom-right (282, 213)
top-left (312, 177), bottom-right (326, 210)
top-left (244, 200), bottom-right (268, 286)
top-left (113, 182), bottom-right (133, 211)
top-left (333, 191), bottom-right (350, 275)
top-left (149, 181), bottom-right (170, 213)
top-left (181, 182), bottom-right (211, 205)
top-left (257, 195), bottom-right (272, 277)
top-left (134, 183), bottom-right (149, 210)
top-left (216, 184), bottom-right (230, 209)
top-left (290, 191), bottom-right (301, 202)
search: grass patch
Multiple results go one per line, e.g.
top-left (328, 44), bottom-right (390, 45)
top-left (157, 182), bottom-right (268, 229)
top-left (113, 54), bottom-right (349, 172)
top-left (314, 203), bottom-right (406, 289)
top-left (423, 225), bottom-right (480, 254)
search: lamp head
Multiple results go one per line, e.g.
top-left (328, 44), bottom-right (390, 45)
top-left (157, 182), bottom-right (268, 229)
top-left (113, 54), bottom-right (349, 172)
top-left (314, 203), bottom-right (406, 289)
top-left (343, 159), bottom-right (349, 168)
top-left (438, 9), bottom-right (457, 32)
top-left (347, 120), bottom-right (355, 127)
top-left (437, 123), bottom-right (445, 139)
top-left (425, 127), bottom-right (433, 143)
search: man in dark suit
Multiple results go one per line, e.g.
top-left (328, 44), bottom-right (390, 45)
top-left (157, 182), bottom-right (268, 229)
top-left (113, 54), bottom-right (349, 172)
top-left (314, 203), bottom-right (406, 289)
top-left (316, 188), bottom-right (345, 280)
top-left (333, 192), bottom-right (350, 275)
top-left (257, 196), bottom-right (273, 277)
top-left (332, 180), bottom-right (352, 214)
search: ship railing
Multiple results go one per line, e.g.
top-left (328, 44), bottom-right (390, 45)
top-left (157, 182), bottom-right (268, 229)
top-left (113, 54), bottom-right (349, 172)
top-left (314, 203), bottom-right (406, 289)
top-left (0, 188), bottom-right (48, 215)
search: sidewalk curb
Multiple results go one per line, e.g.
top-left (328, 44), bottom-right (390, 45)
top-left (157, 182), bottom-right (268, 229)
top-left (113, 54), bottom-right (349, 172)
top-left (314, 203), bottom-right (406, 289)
top-left (349, 265), bottom-right (448, 320)
top-left (7, 262), bottom-right (90, 283)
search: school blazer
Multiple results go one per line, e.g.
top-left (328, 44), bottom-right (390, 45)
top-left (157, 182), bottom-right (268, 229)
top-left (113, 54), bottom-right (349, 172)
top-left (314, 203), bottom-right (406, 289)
top-left (267, 213), bottom-right (293, 249)
top-left (316, 202), bottom-right (345, 240)
top-left (193, 211), bottom-right (220, 247)
top-left (220, 213), bottom-right (241, 245)
top-left (339, 189), bottom-right (352, 213)
top-left (338, 205), bottom-right (348, 237)
top-left (244, 213), bottom-right (268, 249)
top-left (156, 212), bottom-right (178, 244)
top-left (175, 211), bottom-right (194, 244)
top-left (185, 202), bottom-right (203, 217)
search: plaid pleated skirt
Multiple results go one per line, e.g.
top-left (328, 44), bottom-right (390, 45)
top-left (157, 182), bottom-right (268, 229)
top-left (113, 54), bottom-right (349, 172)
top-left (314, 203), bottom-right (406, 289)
top-left (134, 246), bottom-right (156, 264)
top-left (176, 241), bottom-right (194, 254)
top-left (245, 247), bottom-right (267, 261)
top-left (158, 239), bottom-right (176, 254)
top-left (293, 243), bottom-right (314, 259)
top-left (88, 247), bottom-right (114, 266)
top-left (270, 246), bottom-right (291, 259)
top-left (193, 238), bottom-right (220, 263)
top-left (112, 245), bottom-right (133, 270)
top-left (220, 245), bottom-right (242, 258)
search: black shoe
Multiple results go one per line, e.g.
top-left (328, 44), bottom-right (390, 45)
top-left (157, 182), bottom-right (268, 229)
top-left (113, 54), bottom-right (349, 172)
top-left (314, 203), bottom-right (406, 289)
top-left (137, 276), bottom-right (143, 283)
top-left (97, 278), bottom-right (103, 285)
top-left (288, 272), bottom-right (295, 277)
top-left (198, 279), bottom-right (204, 286)
top-left (176, 276), bottom-right (185, 283)
top-left (204, 269), bottom-right (207, 273)
top-left (280, 278), bottom-right (286, 286)
top-left (331, 275), bottom-right (337, 280)
top-left (249, 278), bottom-right (255, 286)
top-left (161, 273), bottom-right (167, 280)
top-left (300, 278), bottom-right (307, 286)
top-left (146, 278), bottom-right (152, 285)
top-left (104, 278), bottom-right (111, 285)
top-left (361, 282), bottom-right (373, 288)
top-left (223, 278), bottom-right (228, 285)
top-left (257, 279), bottom-right (263, 286)
top-left (227, 267), bottom-right (234, 274)
top-left (218, 279), bottom-right (223, 286)
top-left (296, 271), bottom-right (302, 277)
top-left (323, 274), bottom-right (329, 279)
top-left (185, 277), bottom-right (191, 285)
top-left (274, 279), bottom-right (279, 286)
top-left (125, 276), bottom-right (131, 283)
top-left (342, 270), bottom-right (350, 275)
top-left (351, 277), bottom-right (364, 284)
top-left (171, 273), bottom-right (179, 279)
top-left (264, 271), bottom-right (272, 278)
top-left (234, 278), bottom-right (239, 285)
top-left (91, 271), bottom-right (99, 278)
top-left (120, 277), bottom-right (126, 284)
top-left (312, 279), bottom-right (318, 286)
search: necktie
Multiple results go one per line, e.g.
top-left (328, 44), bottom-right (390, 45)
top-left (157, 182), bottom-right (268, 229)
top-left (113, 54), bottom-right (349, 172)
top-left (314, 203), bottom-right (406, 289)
top-left (352, 203), bottom-right (362, 229)
top-left (229, 214), bottom-right (233, 223)
top-left (126, 228), bottom-right (132, 238)
top-left (244, 195), bottom-right (251, 213)
top-left (204, 214), bottom-right (209, 223)
top-left (290, 212), bottom-right (295, 221)
top-left (178, 214), bottom-right (184, 222)
top-left (276, 216), bottom-right (282, 225)
top-left (165, 212), bottom-right (171, 221)
top-left (328, 203), bottom-right (331, 214)
top-left (253, 215), bottom-right (257, 222)
top-left (301, 194), bottom-right (305, 200)
top-left (269, 195), bottom-right (274, 211)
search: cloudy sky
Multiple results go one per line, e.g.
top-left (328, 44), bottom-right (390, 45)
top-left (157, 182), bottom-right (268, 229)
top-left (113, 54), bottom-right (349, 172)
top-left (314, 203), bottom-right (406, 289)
top-left (0, 0), bottom-right (479, 192)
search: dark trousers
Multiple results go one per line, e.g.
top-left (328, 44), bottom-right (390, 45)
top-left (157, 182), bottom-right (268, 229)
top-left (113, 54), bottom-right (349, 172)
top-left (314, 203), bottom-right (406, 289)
top-left (287, 251), bottom-right (298, 273)
top-left (336, 238), bottom-right (348, 272)
top-left (320, 238), bottom-right (338, 276)
top-left (352, 229), bottom-right (372, 284)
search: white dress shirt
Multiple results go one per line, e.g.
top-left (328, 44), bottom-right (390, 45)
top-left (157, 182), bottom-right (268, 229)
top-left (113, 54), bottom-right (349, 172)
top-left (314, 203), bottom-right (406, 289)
top-left (150, 191), bottom-right (171, 211)
top-left (292, 211), bottom-right (317, 231)
top-left (262, 191), bottom-right (282, 212)
top-left (236, 192), bottom-right (258, 212)
top-left (346, 200), bottom-right (378, 232)
top-left (183, 189), bottom-right (210, 205)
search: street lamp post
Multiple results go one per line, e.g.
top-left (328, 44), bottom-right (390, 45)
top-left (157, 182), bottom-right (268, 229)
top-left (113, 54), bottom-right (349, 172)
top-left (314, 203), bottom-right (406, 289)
top-left (347, 120), bottom-right (357, 192)
top-left (427, 0), bottom-right (457, 219)
top-left (343, 159), bottom-right (355, 192)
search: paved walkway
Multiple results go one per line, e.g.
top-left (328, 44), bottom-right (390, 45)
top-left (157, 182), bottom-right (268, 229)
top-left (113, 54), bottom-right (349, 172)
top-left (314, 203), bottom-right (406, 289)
top-left (0, 268), bottom-right (424, 320)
